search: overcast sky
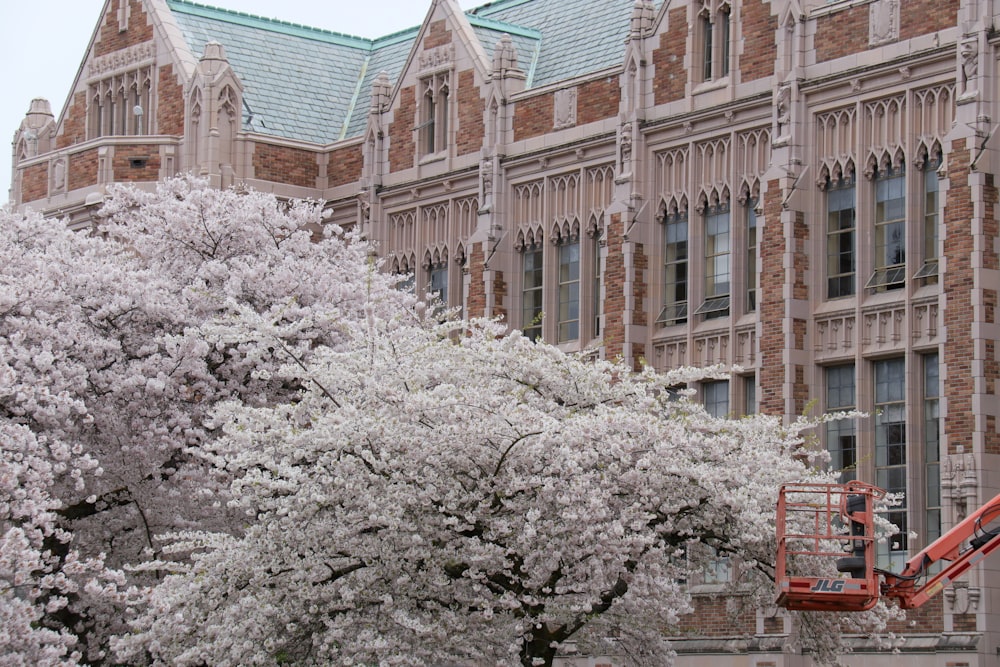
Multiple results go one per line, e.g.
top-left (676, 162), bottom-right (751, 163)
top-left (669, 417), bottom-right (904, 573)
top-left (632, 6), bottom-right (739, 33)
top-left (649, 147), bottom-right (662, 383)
top-left (1, 0), bottom-right (481, 199)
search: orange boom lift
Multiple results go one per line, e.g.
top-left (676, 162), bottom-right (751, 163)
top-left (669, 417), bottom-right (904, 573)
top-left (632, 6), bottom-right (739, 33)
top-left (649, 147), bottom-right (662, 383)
top-left (775, 481), bottom-right (1000, 611)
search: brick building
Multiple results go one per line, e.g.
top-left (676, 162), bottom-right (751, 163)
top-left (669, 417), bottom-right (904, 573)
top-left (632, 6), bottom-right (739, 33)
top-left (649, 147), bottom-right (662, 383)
top-left (9, 0), bottom-right (1000, 664)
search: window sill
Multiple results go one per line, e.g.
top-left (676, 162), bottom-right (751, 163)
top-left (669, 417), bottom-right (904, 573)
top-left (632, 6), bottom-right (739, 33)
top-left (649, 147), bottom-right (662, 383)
top-left (418, 151), bottom-right (447, 166)
top-left (692, 77), bottom-right (730, 96)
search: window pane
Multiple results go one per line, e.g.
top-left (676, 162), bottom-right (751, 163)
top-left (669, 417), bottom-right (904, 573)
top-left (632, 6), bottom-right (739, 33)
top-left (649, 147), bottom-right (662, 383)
top-left (522, 247), bottom-right (543, 340)
top-left (558, 241), bottom-right (580, 342)
top-left (826, 182), bottom-right (856, 298)
top-left (703, 380), bottom-right (729, 418)
top-left (826, 364), bottom-right (856, 483)
top-left (875, 357), bottom-right (907, 568)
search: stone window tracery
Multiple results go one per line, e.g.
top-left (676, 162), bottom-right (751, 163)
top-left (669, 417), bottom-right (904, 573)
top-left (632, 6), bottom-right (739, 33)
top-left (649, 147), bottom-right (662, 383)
top-left (88, 65), bottom-right (153, 139)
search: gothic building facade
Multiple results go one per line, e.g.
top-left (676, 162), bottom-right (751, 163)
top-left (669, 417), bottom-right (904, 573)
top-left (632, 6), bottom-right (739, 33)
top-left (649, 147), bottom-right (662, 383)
top-left (9, 0), bottom-right (1000, 664)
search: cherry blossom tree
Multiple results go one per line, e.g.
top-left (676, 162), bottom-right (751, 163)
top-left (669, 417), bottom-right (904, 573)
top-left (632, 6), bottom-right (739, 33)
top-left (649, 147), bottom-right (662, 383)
top-left (0, 177), bottom-right (412, 664)
top-left (114, 311), bottom-right (850, 667)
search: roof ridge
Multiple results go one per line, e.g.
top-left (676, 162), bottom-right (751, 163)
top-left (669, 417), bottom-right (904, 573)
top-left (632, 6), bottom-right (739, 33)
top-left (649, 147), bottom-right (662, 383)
top-left (466, 13), bottom-right (542, 40)
top-left (466, 0), bottom-right (538, 17)
top-left (166, 0), bottom-right (376, 48)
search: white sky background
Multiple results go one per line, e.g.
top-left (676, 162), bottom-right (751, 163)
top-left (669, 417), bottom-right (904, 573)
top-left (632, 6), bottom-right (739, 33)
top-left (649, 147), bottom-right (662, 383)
top-left (1, 0), bottom-right (481, 199)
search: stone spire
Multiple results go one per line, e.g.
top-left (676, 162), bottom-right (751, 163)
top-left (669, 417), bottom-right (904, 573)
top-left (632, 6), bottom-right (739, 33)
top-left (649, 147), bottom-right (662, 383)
top-left (370, 71), bottom-right (392, 114)
top-left (492, 34), bottom-right (524, 80)
top-left (629, 0), bottom-right (656, 40)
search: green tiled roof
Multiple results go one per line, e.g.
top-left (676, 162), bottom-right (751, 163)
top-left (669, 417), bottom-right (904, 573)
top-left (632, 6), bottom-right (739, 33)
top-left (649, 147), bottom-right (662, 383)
top-left (469, 0), bottom-right (645, 87)
top-left (166, 0), bottom-right (651, 144)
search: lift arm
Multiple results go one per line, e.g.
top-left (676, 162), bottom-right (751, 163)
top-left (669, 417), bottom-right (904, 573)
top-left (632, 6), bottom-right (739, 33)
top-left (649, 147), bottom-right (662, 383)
top-left (775, 483), bottom-right (1000, 612)
top-left (882, 491), bottom-right (1000, 609)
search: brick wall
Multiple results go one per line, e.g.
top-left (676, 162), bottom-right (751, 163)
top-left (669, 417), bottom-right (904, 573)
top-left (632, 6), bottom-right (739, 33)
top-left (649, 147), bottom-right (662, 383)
top-left (631, 240), bottom-right (648, 370)
top-left (68, 149), bottom-right (100, 192)
top-left (814, 6), bottom-right (869, 64)
top-left (157, 65), bottom-right (185, 137)
top-left (327, 144), bottom-right (363, 187)
top-left (653, 8), bottom-right (688, 106)
top-left (740, 0), bottom-right (777, 82)
top-left (675, 595), bottom-right (756, 637)
top-left (468, 243), bottom-right (487, 318)
top-left (953, 612), bottom-right (977, 632)
top-left (602, 212), bottom-right (648, 367)
top-left (900, 0), bottom-right (959, 40)
top-left (759, 179), bottom-right (784, 415)
top-left (513, 92), bottom-right (554, 143)
top-left (58, 92), bottom-right (88, 150)
top-left (252, 143), bottom-right (319, 188)
top-left (577, 77), bottom-right (620, 125)
top-left (21, 163), bottom-right (49, 203)
top-left (885, 596), bottom-right (944, 634)
top-left (493, 269), bottom-right (507, 323)
top-left (456, 69), bottom-right (484, 156)
top-left (423, 20), bottom-right (450, 50)
top-left (983, 174), bottom-right (1000, 454)
top-left (95, 0), bottom-right (153, 58)
top-left (390, 86), bottom-right (416, 172)
top-left (112, 145), bottom-right (162, 183)
top-left (943, 144), bottom-right (974, 455)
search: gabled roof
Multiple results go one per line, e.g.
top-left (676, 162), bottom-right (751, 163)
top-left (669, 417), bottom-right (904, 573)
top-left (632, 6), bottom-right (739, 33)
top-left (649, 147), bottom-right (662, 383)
top-left (167, 0), bottom-right (652, 145)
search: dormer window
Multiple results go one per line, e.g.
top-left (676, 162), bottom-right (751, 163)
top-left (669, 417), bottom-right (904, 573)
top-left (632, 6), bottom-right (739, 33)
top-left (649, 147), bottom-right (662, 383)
top-left (418, 72), bottom-right (450, 157)
top-left (88, 66), bottom-right (153, 139)
top-left (698, 0), bottom-right (731, 83)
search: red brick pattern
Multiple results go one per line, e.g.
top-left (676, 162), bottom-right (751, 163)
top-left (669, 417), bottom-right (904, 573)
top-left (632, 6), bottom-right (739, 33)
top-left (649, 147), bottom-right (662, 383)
top-left (759, 179), bottom-right (784, 416)
top-left (603, 212), bottom-right (627, 362)
top-left (513, 93), bottom-right (554, 143)
top-left (157, 65), bottom-right (185, 137)
top-left (577, 77), bottom-right (620, 125)
top-left (68, 149), bottom-right (100, 192)
top-left (943, 144), bottom-right (975, 455)
top-left (492, 269), bottom-right (507, 323)
top-left (390, 86), bottom-right (416, 172)
top-left (58, 92), bottom-right (88, 150)
top-left (602, 212), bottom-right (646, 368)
top-left (252, 143), bottom-right (319, 188)
top-left (814, 6), bottom-right (868, 64)
top-left (112, 145), bottom-right (162, 182)
top-left (630, 240), bottom-right (648, 370)
top-left (762, 615), bottom-right (783, 634)
top-left (886, 595), bottom-right (944, 633)
top-left (95, 0), bottom-right (153, 58)
top-left (952, 612), bottom-right (976, 633)
top-left (675, 595), bottom-right (756, 636)
top-left (740, 0), bottom-right (778, 82)
top-left (468, 243), bottom-right (487, 318)
top-left (793, 212), bottom-right (808, 299)
top-left (652, 8), bottom-right (688, 105)
top-left (423, 20), bottom-right (450, 50)
top-left (327, 144), bottom-right (363, 187)
top-left (456, 70), bottom-right (484, 156)
top-left (900, 0), bottom-right (959, 39)
top-left (21, 163), bottom-right (49, 203)
top-left (984, 174), bottom-right (1000, 454)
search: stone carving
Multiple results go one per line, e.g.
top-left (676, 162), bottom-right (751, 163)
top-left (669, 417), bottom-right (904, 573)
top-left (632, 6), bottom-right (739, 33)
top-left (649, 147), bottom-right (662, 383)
top-left (419, 44), bottom-right (454, 72)
top-left (945, 584), bottom-right (981, 615)
top-left (480, 158), bottom-right (493, 202)
top-left (553, 88), bottom-right (577, 129)
top-left (775, 84), bottom-right (791, 140)
top-left (619, 121), bottom-right (633, 171)
top-left (52, 158), bottom-right (66, 192)
top-left (960, 39), bottom-right (979, 97)
top-left (869, 0), bottom-right (898, 46)
top-left (88, 42), bottom-right (156, 78)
